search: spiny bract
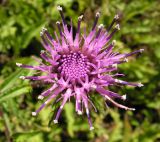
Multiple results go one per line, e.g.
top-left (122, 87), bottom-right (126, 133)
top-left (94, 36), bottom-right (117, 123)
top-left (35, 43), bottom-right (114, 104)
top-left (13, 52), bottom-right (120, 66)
top-left (16, 6), bottom-right (144, 130)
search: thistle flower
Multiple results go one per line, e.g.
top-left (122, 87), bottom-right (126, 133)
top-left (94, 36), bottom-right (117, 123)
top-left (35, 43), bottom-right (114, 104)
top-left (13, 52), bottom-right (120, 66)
top-left (16, 6), bottom-right (143, 130)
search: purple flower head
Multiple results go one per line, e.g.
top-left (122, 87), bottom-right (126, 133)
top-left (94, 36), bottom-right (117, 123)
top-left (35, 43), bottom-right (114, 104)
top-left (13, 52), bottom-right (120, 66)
top-left (16, 6), bottom-right (144, 130)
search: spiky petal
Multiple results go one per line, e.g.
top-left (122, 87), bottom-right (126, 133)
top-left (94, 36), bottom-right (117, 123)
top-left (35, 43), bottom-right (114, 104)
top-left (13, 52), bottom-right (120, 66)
top-left (17, 6), bottom-right (143, 130)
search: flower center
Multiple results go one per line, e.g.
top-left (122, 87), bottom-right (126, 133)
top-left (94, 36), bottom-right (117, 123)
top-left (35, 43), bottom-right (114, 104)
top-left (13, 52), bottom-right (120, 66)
top-left (59, 52), bottom-right (89, 80)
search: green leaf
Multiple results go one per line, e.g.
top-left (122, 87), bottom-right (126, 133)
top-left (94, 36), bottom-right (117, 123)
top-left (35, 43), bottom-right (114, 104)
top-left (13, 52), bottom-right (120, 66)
top-left (20, 22), bottom-right (47, 49)
top-left (64, 103), bottom-right (75, 137)
top-left (0, 58), bottom-right (37, 93)
top-left (0, 85), bottom-right (31, 102)
top-left (12, 131), bottom-right (42, 142)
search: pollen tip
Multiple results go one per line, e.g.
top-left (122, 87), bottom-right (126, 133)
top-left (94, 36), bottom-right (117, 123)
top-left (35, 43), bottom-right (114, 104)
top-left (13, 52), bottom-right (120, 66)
top-left (112, 40), bottom-right (116, 45)
top-left (96, 12), bottom-right (100, 17)
top-left (98, 24), bottom-right (104, 29)
top-left (32, 112), bottom-right (37, 116)
top-left (112, 64), bottom-right (117, 68)
top-left (114, 14), bottom-right (119, 20)
top-left (131, 108), bottom-right (136, 111)
top-left (91, 84), bottom-right (97, 89)
top-left (56, 21), bottom-right (60, 24)
top-left (90, 127), bottom-right (94, 131)
top-left (115, 24), bottom-right (120, 30)
top-left (19, 76), bottom-right (25, 80)
top-left (124, 58), bottom-right (128, 62)
top-left (55, 77), bottom-right (58, 81)
top-left (77, 110), bottom-right (82, 115)
top-left (138, 83), bottom-right (143, 87)
top-left (57, 5), bottom-right (62, 11)
top-left (78, 15), bottom-right (83, 20)
top-left (44, 101), bottom-right (48, 104)
top-left (40, 31), bottom-right (43, 36)
top-left (38, 95), bottom-right (44, 100)
top-left (115, 79), bottom-right (123, 83)
top-left (122, 95), bottom-right (127, 100)
top-left (41, 50), bottom-right (45, 53)
top-left (42, 27), bottom-right (47, 32)
top-left (140, 49), bottom-right (144, 53)
top-left (53, 119), bottom-right (58, 124)
top-left (16, 62), bottom-right (22, 67)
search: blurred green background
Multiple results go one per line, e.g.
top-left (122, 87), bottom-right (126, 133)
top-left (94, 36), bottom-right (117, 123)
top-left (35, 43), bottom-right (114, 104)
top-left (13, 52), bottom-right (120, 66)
top-left (0, 0), bottom-right (160, 142)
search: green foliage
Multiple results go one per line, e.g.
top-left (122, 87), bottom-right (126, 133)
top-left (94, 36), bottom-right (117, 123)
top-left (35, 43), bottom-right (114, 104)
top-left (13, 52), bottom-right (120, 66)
top-left (0, 0), bottom-right (160, 142)
top-left (0, 58), bottom-right (37, 102)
